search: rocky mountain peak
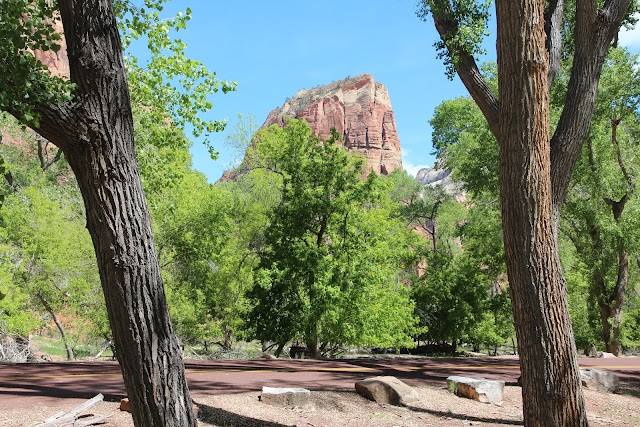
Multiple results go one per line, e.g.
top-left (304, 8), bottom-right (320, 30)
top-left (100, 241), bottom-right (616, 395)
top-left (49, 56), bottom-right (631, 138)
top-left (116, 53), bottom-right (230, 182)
top-left (262, 74), bottom-right (403, 175)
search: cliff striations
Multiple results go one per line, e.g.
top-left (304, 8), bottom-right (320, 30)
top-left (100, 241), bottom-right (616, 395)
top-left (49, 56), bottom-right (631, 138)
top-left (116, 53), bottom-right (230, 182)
top-left (262, 74), bottom-right (403, 175)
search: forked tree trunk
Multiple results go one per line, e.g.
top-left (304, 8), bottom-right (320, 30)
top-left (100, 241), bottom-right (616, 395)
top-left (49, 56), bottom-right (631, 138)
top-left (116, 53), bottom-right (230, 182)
top-left (24, 1), bottom-right (196, 426)
top-left (496, 1), bottom-right (587, 425)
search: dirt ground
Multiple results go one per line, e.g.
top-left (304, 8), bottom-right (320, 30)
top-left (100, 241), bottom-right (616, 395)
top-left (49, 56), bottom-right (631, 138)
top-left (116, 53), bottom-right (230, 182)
top-left (3, 382), bottom-right (639, 427)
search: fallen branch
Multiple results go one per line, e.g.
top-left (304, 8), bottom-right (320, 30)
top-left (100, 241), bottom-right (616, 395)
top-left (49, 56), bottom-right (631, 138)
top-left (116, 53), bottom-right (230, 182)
top-left (92, 341), bottom-right (112, 361)
top-left (33, 394), bottom-right (110, 426)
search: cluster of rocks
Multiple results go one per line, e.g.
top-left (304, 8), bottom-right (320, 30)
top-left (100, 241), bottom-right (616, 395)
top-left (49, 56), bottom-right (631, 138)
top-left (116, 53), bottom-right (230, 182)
top-left (256, 368), bottom-right (620, 410)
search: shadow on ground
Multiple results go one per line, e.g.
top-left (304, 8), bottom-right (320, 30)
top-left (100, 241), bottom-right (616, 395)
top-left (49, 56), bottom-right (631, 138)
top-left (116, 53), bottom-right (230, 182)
top-left (406, 404), bottom-right (524, 425)
top-left (197, 402), bottom-right (294, 427)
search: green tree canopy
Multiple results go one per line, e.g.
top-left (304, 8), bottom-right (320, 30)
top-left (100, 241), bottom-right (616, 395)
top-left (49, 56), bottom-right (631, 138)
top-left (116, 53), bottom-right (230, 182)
top-left (247, 119), bottom-right (420, 357)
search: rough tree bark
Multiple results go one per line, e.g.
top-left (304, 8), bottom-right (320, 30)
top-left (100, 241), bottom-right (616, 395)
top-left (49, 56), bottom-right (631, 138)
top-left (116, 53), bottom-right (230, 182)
top-left (12, 1), bottom-right (196, 426)
top-left (496, 2), bottom-right (587, 424)
top-left (425, 0), bottom-right (632, 425)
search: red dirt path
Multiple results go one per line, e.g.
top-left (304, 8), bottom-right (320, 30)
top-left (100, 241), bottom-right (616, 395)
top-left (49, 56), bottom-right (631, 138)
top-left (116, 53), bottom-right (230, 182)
top-left (0, 356), bottom-right (638, 410)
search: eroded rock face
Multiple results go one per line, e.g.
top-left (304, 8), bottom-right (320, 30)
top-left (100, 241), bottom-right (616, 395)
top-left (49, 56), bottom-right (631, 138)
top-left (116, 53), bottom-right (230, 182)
top-left (33, 20), bottom-right (69, 79)
top-left (263, 74), bottom-right (403, 175)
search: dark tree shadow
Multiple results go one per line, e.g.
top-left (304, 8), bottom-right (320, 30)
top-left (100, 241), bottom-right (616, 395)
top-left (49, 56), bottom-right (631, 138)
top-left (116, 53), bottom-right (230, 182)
top-left (405, 405), bottom-right (524, 425)
top-left (196, 402), bottom-right (294, 427)
top-left (617, 378), bottom-right (640, 398)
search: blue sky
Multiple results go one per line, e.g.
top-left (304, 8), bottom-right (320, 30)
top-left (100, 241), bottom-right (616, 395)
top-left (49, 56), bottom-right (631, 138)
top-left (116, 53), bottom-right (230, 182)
top-left (153, 2), bottom-right (640, 182)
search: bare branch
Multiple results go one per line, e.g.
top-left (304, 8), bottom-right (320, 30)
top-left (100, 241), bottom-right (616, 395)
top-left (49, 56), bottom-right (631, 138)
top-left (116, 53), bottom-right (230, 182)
top-left (611, 118), bottom-right (635, 190)
top-left (36, 134), bottom-right (64, 170)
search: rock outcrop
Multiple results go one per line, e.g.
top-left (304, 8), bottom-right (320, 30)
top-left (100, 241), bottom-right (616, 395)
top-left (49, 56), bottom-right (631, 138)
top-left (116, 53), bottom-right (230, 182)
top-left (262, 74), bottom-right (402, 175)
top-left (416, 166), bottom-right (465, 202)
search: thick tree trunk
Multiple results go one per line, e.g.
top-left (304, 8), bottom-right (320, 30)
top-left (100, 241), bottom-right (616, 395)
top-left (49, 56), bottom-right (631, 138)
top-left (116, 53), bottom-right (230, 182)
top-left (22, 2), bottom-right (196, 426)
top-left (64, 131), bottom-right (195, 427)
top-left (305, 333), bottom-right (321, 358)
top-left (496, 0), bottom-right (588, 425)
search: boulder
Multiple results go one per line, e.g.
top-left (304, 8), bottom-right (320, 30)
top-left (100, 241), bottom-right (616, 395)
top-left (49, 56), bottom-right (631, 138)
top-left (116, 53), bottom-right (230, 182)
top-left (259, 386), bottom-right (311, 407)
top-left (446, 376), bottom-right (504, 405)
top-left (600, 352), bottom-right (617, 358)
top-left (580, 368), bottom-right (620, 393)
top-left (354, 376), bottom-right (419, 406)
top-left (256, 352), bottom-right (277, 360)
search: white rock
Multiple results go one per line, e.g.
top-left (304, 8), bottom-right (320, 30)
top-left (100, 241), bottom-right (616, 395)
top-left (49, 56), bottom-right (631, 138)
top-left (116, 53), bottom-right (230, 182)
top-left (259, 386), bottom-right (311, 407)
top-left (580, 369), bottom-right (620, 392)
top-left (446, 376), bottom-right (504, 405)
top-left (600, 352), bottom-right (617, 358)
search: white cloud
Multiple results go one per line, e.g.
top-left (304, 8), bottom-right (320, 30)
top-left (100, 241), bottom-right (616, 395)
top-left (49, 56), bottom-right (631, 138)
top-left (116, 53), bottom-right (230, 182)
top-left (401, 149), bottom-right (433, 178)
top-left (619, 15), bottom-right (640, 50)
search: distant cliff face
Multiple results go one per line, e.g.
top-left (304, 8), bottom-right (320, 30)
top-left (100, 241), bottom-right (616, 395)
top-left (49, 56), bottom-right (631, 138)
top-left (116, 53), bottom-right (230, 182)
top-left (33, 20), bottom-right (69, 79)
top-left (416, 167), bottom-right (465, 203)
top-left (262, 74), bottom-right (403, 175)
top-left (2, 20), bottom-right (68, 152)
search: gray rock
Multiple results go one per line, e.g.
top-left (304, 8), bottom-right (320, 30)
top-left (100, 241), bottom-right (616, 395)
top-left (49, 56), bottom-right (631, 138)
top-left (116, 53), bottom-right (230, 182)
top-left (259, 386), bottom-right (311, 407)
top-left (415, 167), bottom-right (465, 202)
top-left (446, 376), bottom-right (504, 405)
top-left (256, 352), bottom-right (277, 360)
top-left (354, 376), bottom-right (419, 406)
top-left (416, 167), bottom-right (451, 186)
top-left (600, 352), bottom-right (617, 358)
top-left (580, 368), bottom-right (620, 392)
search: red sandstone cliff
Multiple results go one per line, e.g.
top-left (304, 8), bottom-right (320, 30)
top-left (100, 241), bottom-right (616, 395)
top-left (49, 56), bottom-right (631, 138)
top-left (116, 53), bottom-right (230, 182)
top-left (262, 74), bottom-right (403, 175)
top-left (2, 20), bottom-right (68, 161)
top-left (32, 19), bottom-right (69, 79)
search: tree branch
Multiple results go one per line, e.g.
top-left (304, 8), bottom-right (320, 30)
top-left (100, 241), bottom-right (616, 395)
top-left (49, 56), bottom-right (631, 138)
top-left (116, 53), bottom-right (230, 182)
top-left (36, 135), bottom-right (64, 170)
top-left (549, 0), bottom-right (632, 219)
top-left (429, 1), bottom-right (500, 137)
top-left (611, 118), bottom-right (635, 190)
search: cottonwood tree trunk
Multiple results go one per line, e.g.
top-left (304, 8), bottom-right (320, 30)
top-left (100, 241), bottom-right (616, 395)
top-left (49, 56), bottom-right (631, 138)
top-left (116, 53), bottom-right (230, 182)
top-left (496, 2), bottom-right (587, 424)
top-left (426, 0), bottom-right (631, 425)
top-left (18, 1), bottom-right (196, 426)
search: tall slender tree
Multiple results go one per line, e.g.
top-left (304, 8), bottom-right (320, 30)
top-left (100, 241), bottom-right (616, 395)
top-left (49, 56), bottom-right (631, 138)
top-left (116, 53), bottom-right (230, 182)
top-left (1, 1), bottom-right (198, 426)
top-left (418, 0), bottom-right (632, 425)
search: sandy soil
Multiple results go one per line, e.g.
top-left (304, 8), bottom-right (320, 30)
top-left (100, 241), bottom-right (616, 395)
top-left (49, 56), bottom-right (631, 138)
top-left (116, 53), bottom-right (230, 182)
top-left (3, 383), bottom-right (639, 427)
